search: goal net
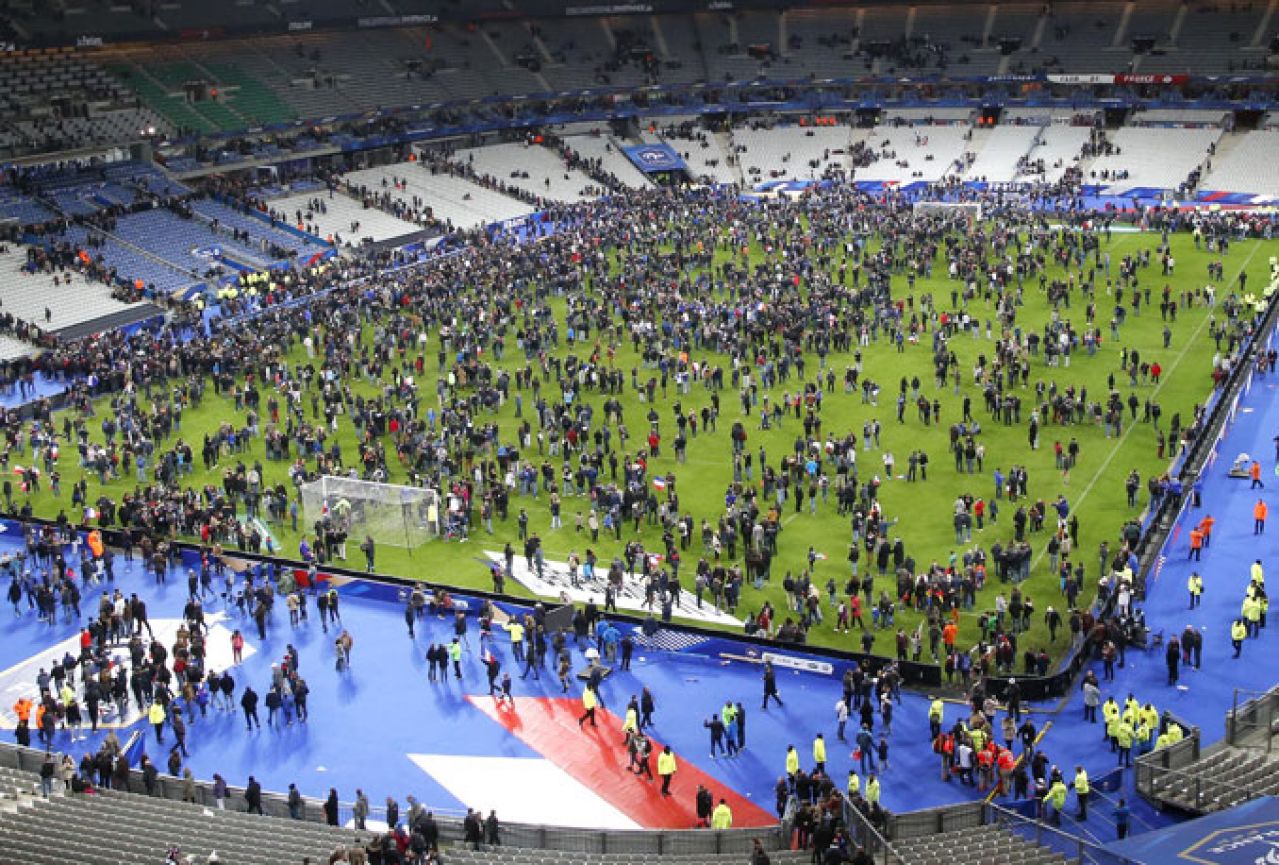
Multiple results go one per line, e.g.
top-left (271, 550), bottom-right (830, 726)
top-left (912, 201), bottom-right (982, 221)
top-left (299, 475), bottom-right (441, 549)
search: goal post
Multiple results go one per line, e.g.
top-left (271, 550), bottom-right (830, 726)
top-left (912, 201), bottom-right (982, 221)
top-left (299, 475), bottom-right (441, 549)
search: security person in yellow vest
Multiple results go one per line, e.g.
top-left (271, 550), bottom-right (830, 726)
top-left (785, 745), bottom-right (800, 780)
top-left (847, 770), bottom-right (860, 797)
top-left (813, 733), bottom-right (827, 773)
top-left (1106, 713), bottom-right (1122, 753)
top-left (866, 774), bottom-right (881, 806)
top-left (1243, 595), bottom-right (1262, 637)
top-left (1044, 777), bottom-right (1068, 826)
top-left (711, 799), bottom-right (733, 829)
top-left (1232, 618), bottom-right (1248, 657)
top-left (1116, 721), bottom-right (1134, 767)
top-left (1187, 572), bottom-right (1203, 608)
top-left (1140, 703), bottom-right (1160, 731)
top-left (1135, 719), bottom-right (1152, 755)
top-left (928, 697), bottom-right (944, 739)
top-left (1103, 698), bottom-right (1121, 748)
top-left (1073, 765), bottom-right (1090, 819)
top-left (658, 746), bottom-right (677, 796)
top-left (578, 685), bottom-right (598, 728)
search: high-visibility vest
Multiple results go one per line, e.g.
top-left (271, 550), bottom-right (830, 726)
top-left (1046, 781), bottom-right (1067, 809)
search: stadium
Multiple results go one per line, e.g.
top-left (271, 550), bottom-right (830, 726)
top-left (0, 0), bottom-right (1278, 863)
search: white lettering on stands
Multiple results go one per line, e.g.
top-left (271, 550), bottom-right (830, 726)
top-left (565, 4), bottom-right (654, 16)
top-left (761, 652), bottom-right (834, 676)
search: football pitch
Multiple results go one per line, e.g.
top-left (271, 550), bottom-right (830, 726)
top-left (21, 220), bottom-right (1278, 665)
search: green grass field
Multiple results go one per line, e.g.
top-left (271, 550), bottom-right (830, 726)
top-left (24, 222), bottom-right (1277, 669)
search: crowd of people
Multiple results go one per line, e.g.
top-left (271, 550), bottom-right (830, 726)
top-left (0, 168), bottom-right (1273, 865)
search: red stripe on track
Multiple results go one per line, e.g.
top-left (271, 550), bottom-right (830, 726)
top-left (467, 695), bottom-right (776, 829)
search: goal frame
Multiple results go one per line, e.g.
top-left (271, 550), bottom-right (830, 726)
top-left (299, 475), bottom-right (441, 550)
top-left (912, 200), bottom-right (983, 221)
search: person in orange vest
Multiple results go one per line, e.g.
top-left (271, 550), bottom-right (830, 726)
top-left (33, 702), bottom-right (49, 746)
top-left (13, 697), bottom-right (32, 724)
top-left (87, 529), bottom-right (104, 559)
top-left (1198, 514), bottom-right (1216, 548)
top-left (1187, 527), bottom-right (1203, 561)
top-left (1252, 461), bottom-right (1265, 489)
top-left (1255, 499), bottom-right (1268, 535)
top-left (942, 621), bottom-right (958, 653)
top-left (996, 747), bottom-right (1017, 797)
top-left (975, 744), bottom-right (994, 792)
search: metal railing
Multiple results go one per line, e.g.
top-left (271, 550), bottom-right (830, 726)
top-left (985, 802), bottom-right (1137, 865)
top-left (1227, 685), bottom-right (1279, 753)
top-left (883, 801), bottom-right (985, 840)
top-left (1134, 725), bottom-right (1201, 802)
top-left (840, 795), bottom-right (910, 865)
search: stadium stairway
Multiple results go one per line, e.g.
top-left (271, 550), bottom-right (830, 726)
top-left (713, 130), bottom-right (746, 187)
